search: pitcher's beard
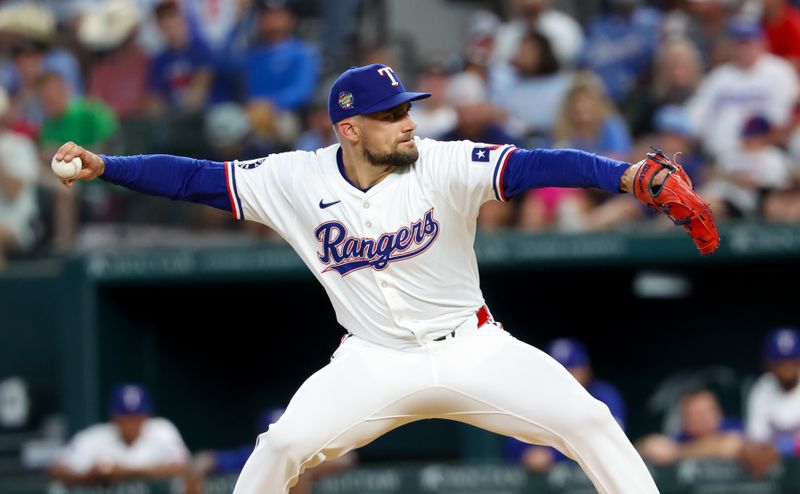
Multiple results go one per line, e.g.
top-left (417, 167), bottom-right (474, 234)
top-left (363, 143), bottom-right (418, 167)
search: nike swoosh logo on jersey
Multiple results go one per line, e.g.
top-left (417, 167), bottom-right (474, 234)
top-left (319, 199), bottom-right (342, 209)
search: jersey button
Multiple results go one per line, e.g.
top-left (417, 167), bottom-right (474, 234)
top-left (381, 281), bottom-right (388, 288)
top-left (363, 202), bottom-right (370, 209)
top-left (366, 221), bottom-right (372, 228)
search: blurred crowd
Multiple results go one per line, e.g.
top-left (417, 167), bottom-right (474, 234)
top-left (0, 0), bottom-right (800, 267)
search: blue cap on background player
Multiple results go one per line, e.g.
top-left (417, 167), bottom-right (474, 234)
top-left (109, 383), bottom-right (152, 415)
top-left (742, 115), bottom-right (772, 138)
top-left (547, 338), bottom-right (590, 368)
top-left (328, 64), bottom-right (431, 124)
top-left (725, 16), bottom-right (763, 40)
top-left (764, 327), bottom-right (800, 361)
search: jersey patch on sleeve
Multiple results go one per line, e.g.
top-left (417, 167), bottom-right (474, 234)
top-left (471, 145), bottom-right (500, 163)
top-left (235, 157), bottom-right (267, 170)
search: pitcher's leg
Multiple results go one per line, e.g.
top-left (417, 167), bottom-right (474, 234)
top-left (435, 326), bottom-right (658, 494)
top-left (232, 338), bottom-right (431, 494)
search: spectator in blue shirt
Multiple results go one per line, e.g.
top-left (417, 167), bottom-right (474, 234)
top-left (581, 0), bottom-right (663, 103)
top-left (242, 0), bottom-right (320, 111)
top-left (148, 0), bottom-right (214, 114)
top-left (504, 338), bottom-right (626, 472)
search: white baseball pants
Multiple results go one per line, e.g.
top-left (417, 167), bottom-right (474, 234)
top-left (232, 322), bottom-right (659, 494)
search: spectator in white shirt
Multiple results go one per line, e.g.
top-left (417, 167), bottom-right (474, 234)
top-left (49, 383), bottom-right (189, 485)
top-left (741, 327), bottom-right (800, 478)
top-left (0, 87), bottom-right (39, 269)
top-left (685, 17), bottom-right (799, 160)
top-left (493, 0), bottom-right (585, 69)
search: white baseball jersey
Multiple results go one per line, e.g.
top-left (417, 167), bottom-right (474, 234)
top-left (224, 138), bottom-right (517, 348)
top-left (56, 418), bottom-right (189, 474)
top-left (746, 371), bottom-right (800, 445)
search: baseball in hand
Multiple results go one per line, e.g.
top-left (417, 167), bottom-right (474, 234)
top-left (51, 156), bottom-right (82, 180)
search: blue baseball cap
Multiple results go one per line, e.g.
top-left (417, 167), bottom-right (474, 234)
top-left (742, 115), bottom-right (772, 138)
top-left (109, 383), bottom-right (152, 415)
top-left (764, 327), bottom-right (800, 361)
top-left (726, 17), bottom-right (763, 40)
top-left (328, 64), bottom-right (430, 124)
top-left (547, 338), bottom-right (590, 368)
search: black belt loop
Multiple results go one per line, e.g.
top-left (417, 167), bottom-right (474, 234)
top-left (432, 306), bottom-right (492, 342)
top-left (433, 329), bottom-right (456, 342)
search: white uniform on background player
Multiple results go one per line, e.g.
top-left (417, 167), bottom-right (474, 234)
top-left (684, 17), bottom-right (799, 160)
top-left (53, 64), bottom-right (660, 494)
top-left (747, 327), bottom-right (800, 451)
top-left (50, 383), bottom-right (189, 484)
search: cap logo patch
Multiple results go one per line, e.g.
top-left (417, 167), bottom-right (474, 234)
top-left (338, 91), bottom-right (354, 110)
top-left (122, 386), bottom-right (141, 410)
top-left (778, 330), bottom-right (797, 354)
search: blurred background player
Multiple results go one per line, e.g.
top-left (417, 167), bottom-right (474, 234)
top-left (48, 383), bottom-right (189, 485)
top-left (741, 327), bottom-right (800, 477)
top-left (637, 389), bottom-right (744, 465)
top-left (504, 337), bottom-right (626, 472)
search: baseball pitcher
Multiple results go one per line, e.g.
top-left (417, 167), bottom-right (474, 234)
top-left (54, 64), bottom-right (718, 493)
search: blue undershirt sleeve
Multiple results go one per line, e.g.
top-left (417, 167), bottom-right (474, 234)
top-left (502, 148), bottom-right (630, 198)
top-left (99, 154), bottom-right (233, 211)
